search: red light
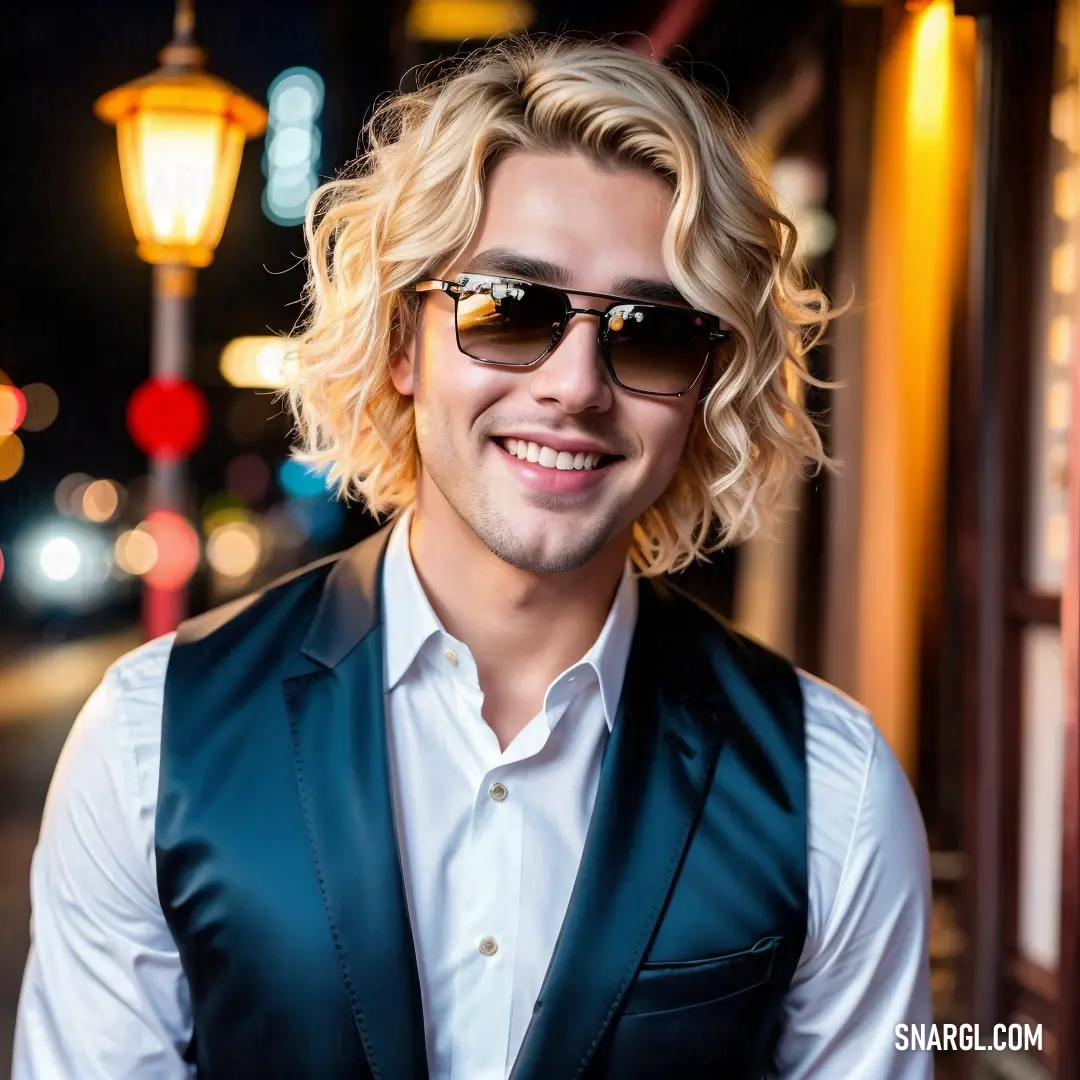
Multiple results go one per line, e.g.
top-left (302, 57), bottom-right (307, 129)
top-left (126, 377), bottom-right (209, 460)
top-left (0, 385), bottom-right (27, 436)
top-left (141, 510), bottom-right (201, 590)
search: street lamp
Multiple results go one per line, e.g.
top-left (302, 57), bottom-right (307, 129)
top-left (95, 0), bottom-right (267, 639)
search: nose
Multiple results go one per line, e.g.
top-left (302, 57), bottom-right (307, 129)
top-left (528, 310), bottom-right (614, 414)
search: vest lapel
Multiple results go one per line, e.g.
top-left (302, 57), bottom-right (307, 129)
top-left (509, 581), bottom-right (729, 1080)
top-left (283, 526), bottom-right (429, 1080)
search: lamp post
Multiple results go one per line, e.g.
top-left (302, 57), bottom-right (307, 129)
top-left (95, 0), bottom-right (267, 639)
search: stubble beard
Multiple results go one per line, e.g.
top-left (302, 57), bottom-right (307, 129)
top-left (469, 489), bottom-right (622, 574)
top-left (429, 456), bottom-right (625, 574)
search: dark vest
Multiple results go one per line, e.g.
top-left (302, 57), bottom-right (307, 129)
top-left (158, 525), bottom-right (808, 1079)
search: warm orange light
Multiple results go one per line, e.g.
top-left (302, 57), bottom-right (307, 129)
top-left (206, 520), bottom-right (262, 577)
top-left (219, 336), bottom-right (300, 388)
top-left (1050, 315), bottom-right (1074, 365)
top-left (0, 385), bottom-right (26, 436)
top-left (0, 433), bottom-right (25, 481)
top-left (856, 1), bottom-right (976, 777)
top-left (115, 528), bottom-right (159, 577)
top-left (907, 1), bottom-right (951, 138)
top-left (406, 0), bottom-right (535, 41)
top-left (94, 24), bottom-right (266, 267)
top-left (82, 479), bottom-right (122, 523)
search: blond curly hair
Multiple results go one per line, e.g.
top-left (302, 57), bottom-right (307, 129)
top-left (286, 35), bottom-right (833, 575)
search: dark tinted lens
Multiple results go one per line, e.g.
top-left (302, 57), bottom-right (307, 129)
top-left (605, 305), bottom-right (717, 394)
top-left (455, 280), bottom-right (565, 365)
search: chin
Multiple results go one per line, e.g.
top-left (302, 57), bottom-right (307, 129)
top-left (471, 505), bottom-right (621, 575)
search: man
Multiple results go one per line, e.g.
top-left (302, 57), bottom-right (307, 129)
top-left (13, 36), bottom-right (931, 1080)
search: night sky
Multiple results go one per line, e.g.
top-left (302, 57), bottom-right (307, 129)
top-left (0, 0), bottom-right (824, 641)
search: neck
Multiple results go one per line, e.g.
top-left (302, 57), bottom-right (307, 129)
top-left (406, 484), bottom-right (629, 745)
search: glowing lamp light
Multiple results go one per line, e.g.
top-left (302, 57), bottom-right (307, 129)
top-left (93, 3), bottom-right (267, 268)
top-left (127, 376), bottom-right (209, 460)
top-left (206, 519), bottom-right (262, 577)
top-left (82, 479), bottom-right (123, 523)
top-left (0, 385), bottom-right (27, 435)
top-left (220, 336), bottom-right (300, 388)
top-left (13, 522), bottom-right (113, 609)
top-left (0, 433), bottom-right (25, 482)
top-left (115, 528), bottom-right (160, 577)
top-left (405, 0), bottom-right (536, 41)
top-left (141, 510), bottom-right (201, 590)
top-left (40, 537), bottom-right (82, 582)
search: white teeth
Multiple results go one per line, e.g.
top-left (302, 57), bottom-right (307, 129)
top-left (500, 438), bottom-right (605, 471)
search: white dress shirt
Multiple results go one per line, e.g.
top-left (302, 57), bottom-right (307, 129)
top-left (13, 512), bottom-right (933, 1079)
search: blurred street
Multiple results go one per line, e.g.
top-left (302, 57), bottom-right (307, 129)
top-left (0, 629), bottom-right (138, 1073)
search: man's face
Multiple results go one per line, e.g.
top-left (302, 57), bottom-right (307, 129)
top-left (391, 150), bottom-right (701, 574)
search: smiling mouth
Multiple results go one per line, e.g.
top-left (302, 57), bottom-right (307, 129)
top-left (495, 437), bottom-right (620, 472)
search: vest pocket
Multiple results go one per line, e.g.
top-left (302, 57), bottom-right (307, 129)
top-left (620, 935), bottom-right (781, 1017)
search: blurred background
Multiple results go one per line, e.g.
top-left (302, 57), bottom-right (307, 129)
top-left (0, 0), bottom-right (1077, 1077)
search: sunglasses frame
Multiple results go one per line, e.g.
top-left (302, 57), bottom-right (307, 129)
top-left (414, 273), bottom-right (733, 398)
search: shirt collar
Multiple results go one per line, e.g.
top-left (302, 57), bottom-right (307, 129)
top-left (381, 506), bottom-right (639, 732)
top-left (383, 507), bottom-right (444, 691)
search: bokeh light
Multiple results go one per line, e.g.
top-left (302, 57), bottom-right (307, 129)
top-left (54, 473), bottom-right (92, 515)
top-left (263, 67), bottom-right (324, 226)
top-left (0, 545), bottom-right (5, 585)
top-left (81, 479), bottom-right (123, 523)
top-left (127, 377), bottom-right (209, 459)
top-left (115, 527), bottom-right (159, 576)
top-left (279, 457), bottom-right (332, 498)
top-left (220, 336), bottom-right (299, 388)
top-left (20, 383), bottom-right (60, 432)
top-left (0, 385), bottom-right (27, 436)
top-left (14, 521), bottom-right (113, 609)
top-left (201, 491), bottom-right (249, 535)
top-left (141, 510), bottom-right (201, 590)
top-left (206, 520), bottom-right (263, 578)
top-left (0, 433), bottom-right (25, 481)
top-left (40, 536), bottom-right (81, 582)
top-left (226, 453), bottom-right (271, 505)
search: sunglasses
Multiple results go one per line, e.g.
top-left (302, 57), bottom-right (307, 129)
top-left (413, 273), bottom-right (735, 397)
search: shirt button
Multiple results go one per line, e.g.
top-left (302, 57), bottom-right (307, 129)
top-left (444, 649), bottom-right (459, 667)
top-left (478, 935), bottom-right (499, 956)
top-left (489, 782), bottom-right (508, 802)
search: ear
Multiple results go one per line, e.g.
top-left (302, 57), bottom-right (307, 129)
top-left (388, 327), bottom-right (417, 397)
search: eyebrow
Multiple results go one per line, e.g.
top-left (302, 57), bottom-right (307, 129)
top-left (462, 247), bottom-right (687, 306)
